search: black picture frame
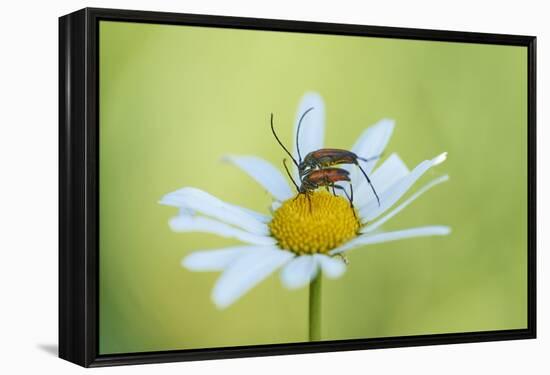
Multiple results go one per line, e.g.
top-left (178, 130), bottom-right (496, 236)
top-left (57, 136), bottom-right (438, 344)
top-left (59, 7), bottom-right (537, 368)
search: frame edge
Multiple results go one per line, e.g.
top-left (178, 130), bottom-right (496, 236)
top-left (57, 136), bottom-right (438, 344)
top-left (526, 36), bottom-right (536, 339)
top-left (59, 7), bottom-right (537, 367)
top-left (84, 6), bottom-right (535, 45)
top-left (59, 8), bottom-right (93, 368)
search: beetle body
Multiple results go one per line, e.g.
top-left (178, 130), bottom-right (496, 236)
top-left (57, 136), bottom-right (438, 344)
top-left (299, 148), bottom-right (380, 206)
top-left (300, 148), bottom-right (359, 176)
top-left (299, 167), bottom-right (356, 216)
top-left (300, 167), bottom-right (351, 193)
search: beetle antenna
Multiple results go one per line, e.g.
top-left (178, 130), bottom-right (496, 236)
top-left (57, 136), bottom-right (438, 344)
top-left (295, 107), bottom-right (315, 163)
top-left (271, 114), bottom-right (299, 168)
top-left (356, 163), bottom-right (381, 207)
top-left (283, 158), bottom-right (301, 193)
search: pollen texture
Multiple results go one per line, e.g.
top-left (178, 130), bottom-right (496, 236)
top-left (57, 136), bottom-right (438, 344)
top-left (269, 191), bottom-right (360, 254)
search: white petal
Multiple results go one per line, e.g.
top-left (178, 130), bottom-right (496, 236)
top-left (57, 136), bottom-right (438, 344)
top-left (182, 246), bottom-right (260, 271)
top-left (359, 152), bottom-right (447, 222)
top-left (292, 92), bottom-right (325, 178)
top-left (193, 202), bottom-right (270, 224)
top-left (212, 247), bottom-right (294, 308)
top-left (330, 225), bottom-right (451, 254)
top-left (235, 206), bottom-right (271, 224)
top-left (271, 201), bottom-right (282, 212)
top-left (174, 197), bottom-right (269, 224)
top-left (178, 207), bottom-right (194, 216)
top-left (362, 175), bottom-right (449, 234)
top-left (369, 153), bottom-right (410, 192)
top-left (223, 155), bottom-right (293, 202)
top-left (160, 187), bottom-right (269, 235)
top-left (169, 215), bottom-right (276, 246)
top-left (353, 153), bottom-right (410, 209)
top-left (280, 255), bottom-right (319, 290)
top-left (351, 118), bottom-right (395, 174)
top-left (314, 254), bottom-right (346, 279)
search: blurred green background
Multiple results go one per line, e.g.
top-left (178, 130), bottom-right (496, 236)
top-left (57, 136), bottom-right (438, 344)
top-left (99, 21), bottom-right (527, 354)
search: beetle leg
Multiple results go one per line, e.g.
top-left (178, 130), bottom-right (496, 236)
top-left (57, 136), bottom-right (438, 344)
top-left (357, 154), bottom-right (383, 163)
top-left (332, 184), bottom-right (351, 202)
top-left (332, 184), bottom-right (357, 218)
top-left (322, 176), bottom-right (336, 197)
top-left (335, 252), bottom-right (349, 265)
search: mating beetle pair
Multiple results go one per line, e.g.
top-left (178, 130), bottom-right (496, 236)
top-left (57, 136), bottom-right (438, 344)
top-left (270, 107), bottom-right (381, 212)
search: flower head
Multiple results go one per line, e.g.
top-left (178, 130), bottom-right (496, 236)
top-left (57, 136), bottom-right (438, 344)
top-left (270, 191), bottom-right (359, 254)
top-left (160, 92), bottom-right (450, 309)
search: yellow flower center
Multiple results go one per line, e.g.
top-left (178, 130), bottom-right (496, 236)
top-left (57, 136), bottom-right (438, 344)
top-left (269, 191), bottom-right (360, 255)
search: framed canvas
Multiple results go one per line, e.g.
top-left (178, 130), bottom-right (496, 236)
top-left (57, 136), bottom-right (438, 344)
top-left (59, 7), bottom-right (536, 367)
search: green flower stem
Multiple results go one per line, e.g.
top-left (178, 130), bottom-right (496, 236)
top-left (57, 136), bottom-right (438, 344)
top-left (308, 274), bottom-right (322, 341)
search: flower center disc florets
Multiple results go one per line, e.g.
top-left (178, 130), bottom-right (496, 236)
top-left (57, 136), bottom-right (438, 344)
top-left (269, 191), bottom-right (360, 255)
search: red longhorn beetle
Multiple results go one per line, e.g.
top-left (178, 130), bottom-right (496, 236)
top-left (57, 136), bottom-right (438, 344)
top-left (270, 108), bottom-right (381, 207)
top-left (271, 113), bottom-right (356, 214)
top-left (281, 159), bottom-right (355, 203)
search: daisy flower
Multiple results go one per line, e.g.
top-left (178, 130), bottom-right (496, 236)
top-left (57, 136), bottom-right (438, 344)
top-left (160, 92), bottom-right (450, 312)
